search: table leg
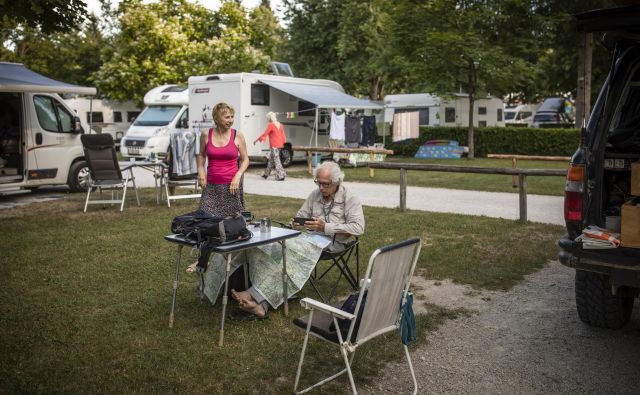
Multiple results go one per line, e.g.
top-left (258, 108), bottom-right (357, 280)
top-left (219, 252), bottom-right (234, 347)
top-left (169, 245), bottom-right (184, 328)
top-left (281, 240), bottom-right (288, 316)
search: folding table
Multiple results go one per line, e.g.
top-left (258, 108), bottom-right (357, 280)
top-left (164, 225), bottom-right (301, 346)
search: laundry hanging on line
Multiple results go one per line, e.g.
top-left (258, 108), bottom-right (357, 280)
top-left (392, 112), bottom-right (420, 142)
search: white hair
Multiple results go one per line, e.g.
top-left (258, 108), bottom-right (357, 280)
top-left (314, 160), bottom-right (344, 184)
top-left (266, 111), bottom-right (278, 122)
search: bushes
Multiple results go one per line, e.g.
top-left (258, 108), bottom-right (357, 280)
top-left (383, 126), bottom-right (580, 157)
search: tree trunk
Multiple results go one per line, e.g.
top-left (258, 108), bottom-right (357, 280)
top-left (576, 31), bottom-right (592, 128)
top-left (467, 60), bottom-right (476, 159)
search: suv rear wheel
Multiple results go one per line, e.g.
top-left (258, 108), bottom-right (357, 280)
top-left (575, 270), bottom-right (634, 329)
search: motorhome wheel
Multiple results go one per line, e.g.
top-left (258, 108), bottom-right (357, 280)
top-left (68, 160), bottom-right (90, 192)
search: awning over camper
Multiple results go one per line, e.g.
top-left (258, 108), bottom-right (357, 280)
top-left (259, 80), bottom-right (382, 110)
top-left (0, 62), bottom-right (97, 95)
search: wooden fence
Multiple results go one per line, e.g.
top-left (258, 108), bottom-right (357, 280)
top-left (369, 162), bottom-right (567, 222)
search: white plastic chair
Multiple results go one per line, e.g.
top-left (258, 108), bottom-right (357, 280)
top-left (293, 238), bottom-right (422, 394)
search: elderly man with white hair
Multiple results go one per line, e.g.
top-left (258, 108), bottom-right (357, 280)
top-left (292, 160), bottom-right (364, 252)
top-left (228, 161), bottom-right (365, 319)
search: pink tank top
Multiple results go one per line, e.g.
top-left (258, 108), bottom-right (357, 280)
top-left (206, 128), bottom-right (238, 184)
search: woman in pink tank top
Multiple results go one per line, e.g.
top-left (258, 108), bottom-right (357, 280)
top-left (196, 102), bottom-right (249, 218)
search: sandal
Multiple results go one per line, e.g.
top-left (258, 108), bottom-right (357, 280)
top-left (186, 261), bottom-right (198, 273)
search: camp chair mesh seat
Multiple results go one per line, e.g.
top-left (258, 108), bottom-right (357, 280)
top-left (293, 238), bottom-right (421, 395)
top-left (308, 237), bottom-right (360, 303)
top-left (163, 131), bottom-right (201, 207)
top-left (81, 134), bottom-right (139, 213)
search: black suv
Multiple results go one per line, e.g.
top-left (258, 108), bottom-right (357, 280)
top-left (558, 6), bottom-right (640, 329)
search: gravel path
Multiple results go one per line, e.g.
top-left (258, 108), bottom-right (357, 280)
top-left (362, 260), bottom-right (640, 394)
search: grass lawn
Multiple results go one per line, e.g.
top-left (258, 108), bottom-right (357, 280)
top-left (287, 157), bottom-right (569, 196)
top-left (0, 190), bottom-right (564, 393)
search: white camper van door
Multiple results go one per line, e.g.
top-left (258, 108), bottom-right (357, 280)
top-left (28, 94), bottom-right (81, 185)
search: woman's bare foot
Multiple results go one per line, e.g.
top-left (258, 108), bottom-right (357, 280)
top-left (231, 289), bottom-right (251, 303)
top-left (238, 298), bottom-right (266, 317)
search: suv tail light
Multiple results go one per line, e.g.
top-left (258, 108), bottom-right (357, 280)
top-left (564, 164), bottom-right (585, 222)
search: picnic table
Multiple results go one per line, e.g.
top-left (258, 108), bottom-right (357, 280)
top-left (291, 146), bottom-right (394, 177)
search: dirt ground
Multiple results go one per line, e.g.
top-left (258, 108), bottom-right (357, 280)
top-left (362, 261), bottom-right (640, 394)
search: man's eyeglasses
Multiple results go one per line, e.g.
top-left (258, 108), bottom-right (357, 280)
top-left (314, 179), bottom-right (334, 188)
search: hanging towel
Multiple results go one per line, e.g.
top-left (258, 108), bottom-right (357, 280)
top-left (400, 292), bottom-right (417, 346)
top-left (361, 115), bottom-right (377, 146)
top-left (345, 115), bottom-right (362, 144)
top-left (170, 130), bottom-right (199, 176)
top-left (392, 112), bottom-right (420, 142)
top-left (330, 111), bottom-right (346, 140)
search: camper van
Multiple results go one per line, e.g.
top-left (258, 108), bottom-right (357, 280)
top-left (0, 62), bottom-right (96, 195)
top-left (188, 72), bottom-right (381, 166)
top-left (504, 104), bottom-right (538, 126)
top-left (383, 93), bottom-right (505, 128)
top-left (64, 96), bottom-right (140, 146)
top-left (120, 85), bottom-right (188, 159)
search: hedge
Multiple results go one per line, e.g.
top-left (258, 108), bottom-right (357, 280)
top-left (382, 126), bottom-right (580, 157)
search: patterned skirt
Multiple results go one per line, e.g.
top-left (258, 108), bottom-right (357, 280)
top-left (199, 183), bottom-right (244, 217)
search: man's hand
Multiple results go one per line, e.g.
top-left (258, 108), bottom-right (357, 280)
top-left (305, 217), bottom-right (325, 233)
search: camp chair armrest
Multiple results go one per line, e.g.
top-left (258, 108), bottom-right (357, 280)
top-left (299, 298), bottom-right (355, 321)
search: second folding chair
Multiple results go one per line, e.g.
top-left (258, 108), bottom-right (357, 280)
top-left (81, 133), bottom-right (139, 213)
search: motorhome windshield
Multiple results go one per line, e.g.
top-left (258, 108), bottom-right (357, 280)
top-left (133, 106), bottom-right (181, 126)
top-left (504, 111), bottom-right (516, 121)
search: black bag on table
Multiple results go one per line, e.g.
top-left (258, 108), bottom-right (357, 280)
top-left (171, 209), bottom-right (252, 272)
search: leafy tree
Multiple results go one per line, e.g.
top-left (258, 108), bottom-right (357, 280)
top-left (92, 0), bottom-right (274, 105)
top-left (0, 0), bottom-right (88, 34)
top-left (0, 14), bottom-right (108, 87)
top-left (390, 0), bottom-right (530, 158)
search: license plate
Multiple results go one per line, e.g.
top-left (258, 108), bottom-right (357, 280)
top-left (128, 147), bottom-right (140, 155)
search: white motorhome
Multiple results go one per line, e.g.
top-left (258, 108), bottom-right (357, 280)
top-left (383, 93), bottom-right (506, 128)
top-left (188, 72), bottom-right (381, 165)
top-left (64, 96), bottom-right (140, 145)
top-left (504, 104), bottom-right (539, 126)
top-left (120, 85), bottom-right (188, 159)
top-left (0, 62), bottom-right (96, 195)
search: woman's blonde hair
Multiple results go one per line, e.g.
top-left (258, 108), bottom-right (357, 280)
top-left (212, 102), bottom-right (235, 127)
top-left (266, 111), bottom-right (278, 123)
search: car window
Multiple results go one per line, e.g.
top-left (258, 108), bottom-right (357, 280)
top-left (34, 95), bottom-right (59, 132)
top-left (55, 100), bottom-right (75, 133)
top-left (610, 65), bottom-right (640, 132)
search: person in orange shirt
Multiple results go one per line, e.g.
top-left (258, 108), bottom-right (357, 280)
top-left (253, 111), bottom-right (286, 181)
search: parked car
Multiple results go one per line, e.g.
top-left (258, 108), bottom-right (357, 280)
top-left (504, 104), bottom-right (538, 126)
top-left (531, 97), bottom-right (574, 127)
top-left (558, 5), bottom-right (640, 329)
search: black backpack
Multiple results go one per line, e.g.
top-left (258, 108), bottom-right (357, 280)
top-left (171, 209), bottom-right (250, 244)
top-left (171, 209), bottom-right (252, 272)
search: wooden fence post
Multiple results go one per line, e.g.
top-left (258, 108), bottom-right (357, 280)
top-left (512, 157), bottom-right (517, 188)
top-left (518, 174), bottom-right (527, 222)
top-left (400, 167), bottom-right (407, 211)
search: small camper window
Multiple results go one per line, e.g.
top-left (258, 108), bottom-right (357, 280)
top-left (86, 112), bottom-right (104, 123)
top-left (478, 121), bottom-right (487, 127)
top-left (497, 109), bottom-right (503, 122)
top-left (114, 111), bottom-right (123, 123)
top-left (445, 107), bottom-right (455, 123)
top-left (478, 107), bottom-right (487, 115)
top-left (251, 84), bottom-right (270, 106)
top-left (127, 111), bottom-right (141, 122)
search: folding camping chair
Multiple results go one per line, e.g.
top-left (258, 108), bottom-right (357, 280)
top-left (81, 134), bottom-right (140, 213)
top-left (307, 237), bottom-right (360, 303)
top-left (164, 130), bottom-right (201, 207)
top-left (293, 238), bottom-right (421, 395)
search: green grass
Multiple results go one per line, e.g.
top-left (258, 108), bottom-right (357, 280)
top-left (288, 157), bottom-right (569, 196)
top-left (0, 190), bottom-right (564, 393)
